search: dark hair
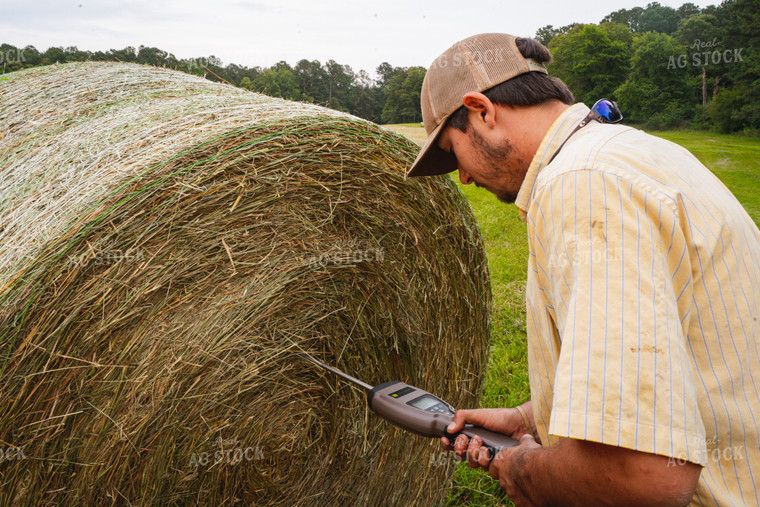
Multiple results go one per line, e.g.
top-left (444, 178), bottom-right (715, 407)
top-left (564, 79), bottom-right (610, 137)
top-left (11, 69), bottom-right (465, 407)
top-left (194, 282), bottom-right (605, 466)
top-left (446, 38), bottom-right (574, 132)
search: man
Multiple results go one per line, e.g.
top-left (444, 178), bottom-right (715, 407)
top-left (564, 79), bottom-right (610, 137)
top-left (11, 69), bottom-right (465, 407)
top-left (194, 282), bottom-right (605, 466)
top-left (407, 33), bottom-right (760, 506)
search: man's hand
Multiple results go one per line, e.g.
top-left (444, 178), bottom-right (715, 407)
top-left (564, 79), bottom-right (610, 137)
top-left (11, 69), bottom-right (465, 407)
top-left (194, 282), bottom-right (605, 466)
top-left (440, 403), bottom-right (538, 468)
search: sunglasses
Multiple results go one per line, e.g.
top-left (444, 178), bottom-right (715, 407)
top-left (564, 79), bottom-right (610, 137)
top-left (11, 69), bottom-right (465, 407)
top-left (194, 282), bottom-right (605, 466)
top-left (580, 98), bottom-right (623, 127)
top-left (549, 99), bottom-right (623, 163)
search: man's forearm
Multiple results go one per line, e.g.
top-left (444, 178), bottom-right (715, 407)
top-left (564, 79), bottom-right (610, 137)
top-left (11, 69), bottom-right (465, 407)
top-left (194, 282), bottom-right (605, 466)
top-left (493, 437), bottom-right (700, 506)
top-left (500, 437), bottom-right (607, 506)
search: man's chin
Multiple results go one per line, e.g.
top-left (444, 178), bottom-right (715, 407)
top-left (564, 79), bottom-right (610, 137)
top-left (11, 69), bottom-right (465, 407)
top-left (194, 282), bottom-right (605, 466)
top-left (475, 182), bottom-right (515, 204)
top-left (492, 189), bottom-right (516, 204)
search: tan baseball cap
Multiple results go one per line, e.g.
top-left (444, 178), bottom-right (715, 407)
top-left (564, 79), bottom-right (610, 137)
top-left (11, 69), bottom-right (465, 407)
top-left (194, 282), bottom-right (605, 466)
top-left (406, 33), bottom-right (548, 177)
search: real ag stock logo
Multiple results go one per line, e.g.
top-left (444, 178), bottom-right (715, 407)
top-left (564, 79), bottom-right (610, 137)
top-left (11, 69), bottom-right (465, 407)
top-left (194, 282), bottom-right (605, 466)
top-left (667, 38), bottom-right (745, 69)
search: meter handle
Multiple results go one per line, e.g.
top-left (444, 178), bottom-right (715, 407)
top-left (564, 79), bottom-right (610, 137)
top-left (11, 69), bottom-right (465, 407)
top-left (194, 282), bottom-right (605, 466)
top-left (443, 424), bottom-right (519, 464)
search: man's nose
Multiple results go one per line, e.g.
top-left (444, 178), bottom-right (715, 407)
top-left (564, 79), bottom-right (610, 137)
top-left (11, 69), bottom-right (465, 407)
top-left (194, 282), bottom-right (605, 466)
top-left (458, 168), bottom-right (474, 185)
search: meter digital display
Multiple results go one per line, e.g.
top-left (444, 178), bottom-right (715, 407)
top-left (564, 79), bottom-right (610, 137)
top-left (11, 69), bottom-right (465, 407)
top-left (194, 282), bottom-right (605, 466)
top-left (408, 394), bottom-right (440, 410)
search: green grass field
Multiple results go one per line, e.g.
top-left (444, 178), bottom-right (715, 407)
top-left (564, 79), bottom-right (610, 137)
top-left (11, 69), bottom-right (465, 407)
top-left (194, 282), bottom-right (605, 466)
top-left (385, 125), bottom-right (760, 506)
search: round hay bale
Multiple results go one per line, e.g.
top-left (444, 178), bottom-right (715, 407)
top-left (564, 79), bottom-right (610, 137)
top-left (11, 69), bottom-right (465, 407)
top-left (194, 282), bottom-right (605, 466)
top-left (0, 62), bottom-right (491, 506)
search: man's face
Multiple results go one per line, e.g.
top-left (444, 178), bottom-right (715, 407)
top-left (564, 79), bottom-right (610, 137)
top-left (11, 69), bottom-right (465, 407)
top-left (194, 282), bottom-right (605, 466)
top-left (436, 121), bottom-right (529, 204)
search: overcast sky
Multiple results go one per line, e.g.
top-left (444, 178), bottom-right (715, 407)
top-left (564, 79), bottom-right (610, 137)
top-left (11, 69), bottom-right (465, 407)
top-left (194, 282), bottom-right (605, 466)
top-left (3, 0), bottom-right (717, 74)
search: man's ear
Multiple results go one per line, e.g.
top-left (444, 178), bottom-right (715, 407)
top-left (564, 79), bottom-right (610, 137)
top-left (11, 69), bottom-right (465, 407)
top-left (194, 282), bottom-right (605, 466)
top-left (461, 92), bottom-right (497, 128)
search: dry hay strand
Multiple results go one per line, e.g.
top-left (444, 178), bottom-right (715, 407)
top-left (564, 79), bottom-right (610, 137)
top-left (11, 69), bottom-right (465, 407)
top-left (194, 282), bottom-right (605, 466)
top-left (0, 62), bottom-right (491, 506)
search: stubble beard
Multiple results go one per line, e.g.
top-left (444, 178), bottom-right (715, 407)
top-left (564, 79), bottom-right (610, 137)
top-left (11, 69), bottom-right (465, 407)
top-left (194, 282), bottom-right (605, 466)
top-left (468, 128), bottom-right (526, 204)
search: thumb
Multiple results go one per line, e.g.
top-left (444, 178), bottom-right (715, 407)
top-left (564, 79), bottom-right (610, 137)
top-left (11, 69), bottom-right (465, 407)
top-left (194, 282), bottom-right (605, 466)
top-left (446, 408), bottom-right (515, 436)
top-left (446, 409), bottom-right (473, 434)
top-left (446, 409), bottom-right (503, 434)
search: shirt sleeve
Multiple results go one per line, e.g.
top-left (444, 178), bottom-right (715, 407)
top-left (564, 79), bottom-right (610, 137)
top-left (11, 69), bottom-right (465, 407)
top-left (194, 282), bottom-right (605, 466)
top-left (528, 167), bottom-right (707, 465)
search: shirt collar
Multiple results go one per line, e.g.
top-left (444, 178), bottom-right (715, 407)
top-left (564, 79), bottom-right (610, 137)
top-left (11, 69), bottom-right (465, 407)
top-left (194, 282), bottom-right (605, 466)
top-left (514, 103), bottom-right (590, 221)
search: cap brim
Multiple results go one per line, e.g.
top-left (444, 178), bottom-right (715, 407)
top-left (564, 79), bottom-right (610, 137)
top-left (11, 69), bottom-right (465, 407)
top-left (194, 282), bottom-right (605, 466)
top-left (405, 121), bottom-right (458, 178)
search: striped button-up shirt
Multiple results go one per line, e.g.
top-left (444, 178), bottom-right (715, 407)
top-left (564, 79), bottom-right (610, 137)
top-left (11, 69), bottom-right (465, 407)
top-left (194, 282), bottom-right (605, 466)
top-left (515, 103), bottom-right (760, 506)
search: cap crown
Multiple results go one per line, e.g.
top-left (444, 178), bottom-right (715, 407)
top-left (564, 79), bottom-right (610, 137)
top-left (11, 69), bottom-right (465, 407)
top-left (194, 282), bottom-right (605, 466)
top-left (408, 33), bottom-right (547, 177)
top-left (421, 34), bottom-right (536, 135)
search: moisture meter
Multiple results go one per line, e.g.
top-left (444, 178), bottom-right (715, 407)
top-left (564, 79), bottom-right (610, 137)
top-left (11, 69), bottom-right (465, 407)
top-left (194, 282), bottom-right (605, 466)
top-left (300, 354), bottom-right (518, 462)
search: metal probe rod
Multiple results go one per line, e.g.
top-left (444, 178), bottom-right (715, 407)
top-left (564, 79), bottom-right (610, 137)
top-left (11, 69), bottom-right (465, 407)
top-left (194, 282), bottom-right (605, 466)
top-left (298, 353), bottom-right (373, 391)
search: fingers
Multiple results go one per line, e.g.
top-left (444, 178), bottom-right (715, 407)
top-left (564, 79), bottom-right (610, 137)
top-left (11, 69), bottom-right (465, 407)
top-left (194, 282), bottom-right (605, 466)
top-left (449, 433), bottom-right (468, 458)
top-left (461, 434), bottom-right (477, 464)
top-left (450, 433), bottom-right (492, 469)
top-left (488, 457), bottom-right (500, 479)
top-left (477, 445), bottom-right (492, 469)
top-left (441, 408), bottom-right (502, 468)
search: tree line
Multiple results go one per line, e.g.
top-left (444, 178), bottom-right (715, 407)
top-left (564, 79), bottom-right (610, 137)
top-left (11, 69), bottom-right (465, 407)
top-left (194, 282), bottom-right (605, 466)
top-left (1, 0), bottom-right (758, 133)
top-left (0, 44), bottom-right (424, 125)
top-left (537, 0), bottom-right (759, 133)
